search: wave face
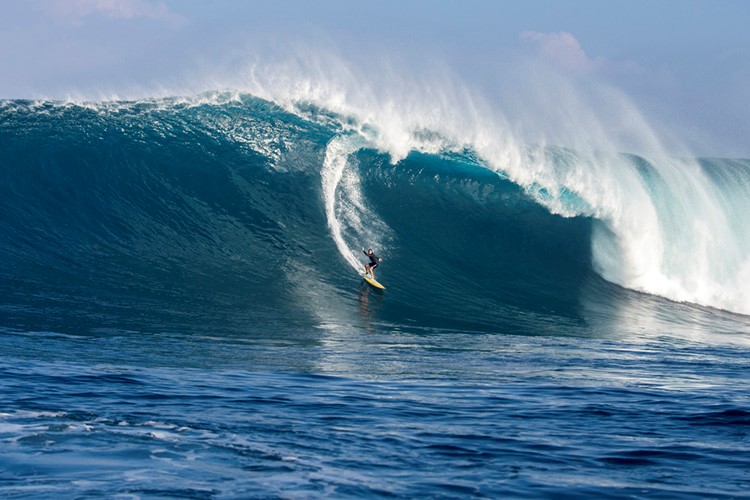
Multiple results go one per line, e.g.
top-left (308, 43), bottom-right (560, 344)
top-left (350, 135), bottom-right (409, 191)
top-left (1, 94), bottom-right (749, 338)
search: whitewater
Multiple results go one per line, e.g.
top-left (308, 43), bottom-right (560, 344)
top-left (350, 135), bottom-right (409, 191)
top-left (220, 53), bottom-right (750, 316)
top-left (1, 73), bottom-right (749, 496)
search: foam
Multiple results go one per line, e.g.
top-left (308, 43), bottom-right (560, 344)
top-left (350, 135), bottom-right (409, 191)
top-left (321, 134), bottom-right (391, 272)
top-left (10, 46), bottom-right (749, 314)
top-left (235, 50), bottom-right (750, 315)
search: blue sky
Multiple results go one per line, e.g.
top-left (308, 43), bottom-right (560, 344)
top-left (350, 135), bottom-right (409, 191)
top-left (2, 0), bottom-right (749, 156)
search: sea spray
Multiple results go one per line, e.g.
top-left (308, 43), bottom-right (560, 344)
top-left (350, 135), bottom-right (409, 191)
top-left (2, 92), bottom-right (749, 315)
top-left (232, 52), bottom-right (750, 314)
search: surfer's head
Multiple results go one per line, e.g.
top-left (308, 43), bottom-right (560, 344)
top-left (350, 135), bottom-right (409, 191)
top-left (367, 248), bottom-right (373, 254)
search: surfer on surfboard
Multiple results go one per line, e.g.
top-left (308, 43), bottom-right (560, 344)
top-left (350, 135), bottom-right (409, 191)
top-left (362, 247), bottom-right (382, 279)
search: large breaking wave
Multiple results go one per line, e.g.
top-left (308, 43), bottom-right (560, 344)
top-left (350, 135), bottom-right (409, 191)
top-left (0, 92), bottom-right (749, 339)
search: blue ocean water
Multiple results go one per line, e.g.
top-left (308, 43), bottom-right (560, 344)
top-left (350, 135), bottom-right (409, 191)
top-left (1, 95), bottom-right (749, 498)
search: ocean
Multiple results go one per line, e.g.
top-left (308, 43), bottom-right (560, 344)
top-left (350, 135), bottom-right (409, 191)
top-left (1, 94), bottom-right (749, 498)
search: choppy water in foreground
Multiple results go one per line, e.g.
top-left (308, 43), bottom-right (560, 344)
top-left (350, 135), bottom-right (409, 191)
top-left (2, 325), bottom-right (749, 498)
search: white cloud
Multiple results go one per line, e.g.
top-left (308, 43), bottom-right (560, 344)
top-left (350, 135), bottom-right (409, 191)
top-left (521, 31), bottom-right (599, 72)
top-left (46, 0), bottom-right (180, 23)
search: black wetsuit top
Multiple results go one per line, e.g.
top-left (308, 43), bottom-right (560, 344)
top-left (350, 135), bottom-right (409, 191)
top-left (364, 250), bottom-right (380, 268)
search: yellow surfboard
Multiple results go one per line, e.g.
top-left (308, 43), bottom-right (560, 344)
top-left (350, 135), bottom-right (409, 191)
top-left (362, 273), bottom-right (385, 290)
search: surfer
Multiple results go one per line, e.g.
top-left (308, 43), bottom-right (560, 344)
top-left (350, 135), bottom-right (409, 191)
top-left (362, 247), bottom-right (382, 278)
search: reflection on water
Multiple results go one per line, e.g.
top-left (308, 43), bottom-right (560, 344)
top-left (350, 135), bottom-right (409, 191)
top-left (358, 283), bottom-right (384, 332)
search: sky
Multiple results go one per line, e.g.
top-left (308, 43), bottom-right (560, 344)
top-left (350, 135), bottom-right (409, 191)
top-left (1, 0), bottom-right (749, 156)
